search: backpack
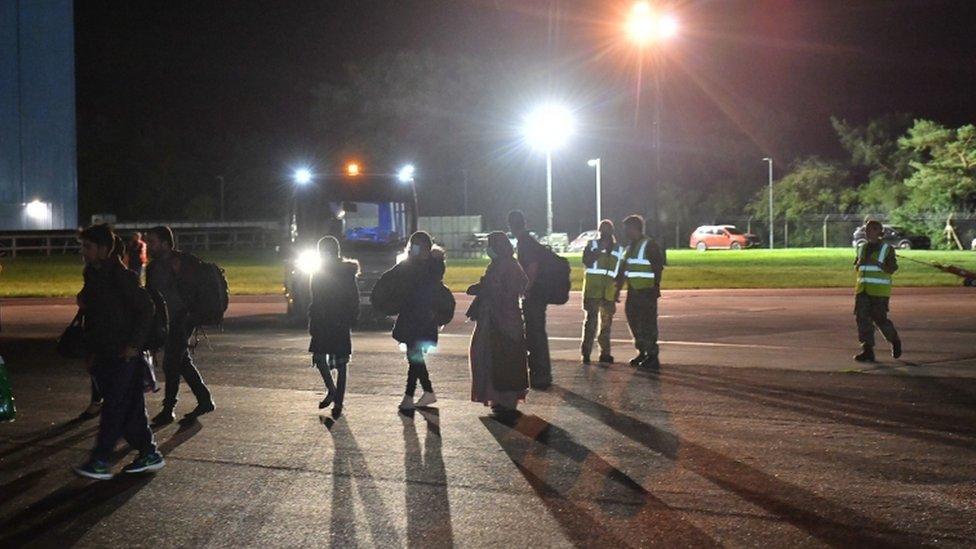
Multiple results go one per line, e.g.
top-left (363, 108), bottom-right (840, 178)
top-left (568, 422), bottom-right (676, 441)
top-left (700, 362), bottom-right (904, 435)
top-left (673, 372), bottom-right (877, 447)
top-left (432, 283), bottom-right (456, 326)
top-left (539, 247), bottom-right (571, 305)
top-left (370, 266), bottom-right (407, 316)
top-left (186, 255), bottom-right (229, 327)
top-left (143, 288), bottom-right (169, 352)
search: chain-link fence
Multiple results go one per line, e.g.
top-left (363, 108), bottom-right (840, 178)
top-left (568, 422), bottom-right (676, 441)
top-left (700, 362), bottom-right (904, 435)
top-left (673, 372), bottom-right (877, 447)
top-left (665, 213), bottom-right (976, 250)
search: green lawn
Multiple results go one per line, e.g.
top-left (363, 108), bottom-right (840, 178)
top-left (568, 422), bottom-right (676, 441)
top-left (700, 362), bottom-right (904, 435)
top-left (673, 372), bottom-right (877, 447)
top-left (2, 248), bottom-right (974, 298)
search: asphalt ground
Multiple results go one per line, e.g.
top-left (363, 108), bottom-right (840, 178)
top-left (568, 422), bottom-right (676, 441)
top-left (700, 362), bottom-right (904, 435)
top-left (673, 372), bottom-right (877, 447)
top-left (0, 289), bottom-right (974, 547)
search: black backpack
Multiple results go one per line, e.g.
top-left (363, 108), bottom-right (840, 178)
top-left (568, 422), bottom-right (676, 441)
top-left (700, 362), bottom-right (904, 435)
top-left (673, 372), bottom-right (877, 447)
top-left (539, 247), bottom-right (571, 305)
top-left (186, 255), bottom-right (229, 327)
top-left (143, 288), bottom-right (169, 352)
top-left (432, 283), bottom-right (456, 326)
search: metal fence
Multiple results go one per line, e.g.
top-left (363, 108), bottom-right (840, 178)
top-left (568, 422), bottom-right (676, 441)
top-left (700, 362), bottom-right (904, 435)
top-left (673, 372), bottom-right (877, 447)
top-left (668, 214), bottom-right (976, 249)
top-left (0, 222), bottom-right (282, 257)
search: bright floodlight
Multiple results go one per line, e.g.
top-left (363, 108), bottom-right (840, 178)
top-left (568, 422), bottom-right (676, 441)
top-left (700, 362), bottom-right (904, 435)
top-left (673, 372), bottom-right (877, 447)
top-left (587, 159), bottom-right (599, 167)
top-left (293, 168), bottom-right (312, 185)
top-left (295, 249), bottom-right (322, 275)
top-left (523, 104), bottom-right (575, 152)
top-left (25, 200), bottom-right (47, 220)
top-left (346, 163), bottom-right (360, 176)
top-left (397, 164), bottom-right (416, 183)
top-left (627, 2), bottom-right (678, 45)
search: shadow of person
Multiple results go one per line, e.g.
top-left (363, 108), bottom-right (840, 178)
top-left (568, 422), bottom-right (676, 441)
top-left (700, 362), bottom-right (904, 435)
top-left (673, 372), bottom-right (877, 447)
top-left (403, 408), bottom-right (453, 549)
top-left (0, 424), bottom-right (101, 474)
top-left (548, 383), bottom-right (926, 547)
top-left (481, 414), bottom-right (718, 547)
top-left (0, 467), bottom-right (49, 507)
top-left (327, 419), bottom-right (400, 546)
top-left (0, 418), bottom-right (90, 459)
top-left (0, 474), bottom-right (152, 547)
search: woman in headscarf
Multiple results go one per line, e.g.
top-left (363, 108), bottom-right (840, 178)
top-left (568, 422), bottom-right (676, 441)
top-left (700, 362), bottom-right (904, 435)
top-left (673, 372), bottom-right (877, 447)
top-left (467, 231), bottom-right (529, 417)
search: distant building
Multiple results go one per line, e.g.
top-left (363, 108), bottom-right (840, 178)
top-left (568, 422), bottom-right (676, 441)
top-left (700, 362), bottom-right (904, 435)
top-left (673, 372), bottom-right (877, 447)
top-left (0, 0), bottom-right (77, 230)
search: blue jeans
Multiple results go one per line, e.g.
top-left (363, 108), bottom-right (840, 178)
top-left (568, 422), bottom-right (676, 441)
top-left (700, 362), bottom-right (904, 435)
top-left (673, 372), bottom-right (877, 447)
top-left (91, 355), bottom-right (156, 462)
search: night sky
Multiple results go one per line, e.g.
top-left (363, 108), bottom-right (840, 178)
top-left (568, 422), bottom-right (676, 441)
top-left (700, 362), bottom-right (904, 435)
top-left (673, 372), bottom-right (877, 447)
top-left (73, 0), bottom-right (976, 227)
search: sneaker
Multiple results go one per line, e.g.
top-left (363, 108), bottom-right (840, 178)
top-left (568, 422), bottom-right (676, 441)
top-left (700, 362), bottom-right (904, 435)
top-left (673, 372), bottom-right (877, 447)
top-left (122, 452), bottom-right (165, 474)
top-left (79, 400), bottom-right (103, 420)
top-left (184, 401), bottom-right (216, 420)
top-left (854, 348), bottom-right (876, 363)
top-left (415, 391), bottom-right (437, 408)
top-left (319, 393), bottom-right (333, 410)
top-left (73, 460), bottom-right (113, 481)
top-left (891, 340), bottom-right (902, 359)
top-left (151, 408), bottom-right (175, 426)
top-left (399, 394), bottom-right (415, 411)
top-left (629, 353), bottom-right (647, 367)
top-left (638, 356), bottom-right (661, 370)
top-left (598, 354), bottom-right (614, 364)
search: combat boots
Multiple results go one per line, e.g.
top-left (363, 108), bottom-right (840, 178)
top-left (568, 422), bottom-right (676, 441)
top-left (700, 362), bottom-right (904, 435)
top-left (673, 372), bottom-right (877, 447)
top-left (854, 345), bottom-right (876, 363)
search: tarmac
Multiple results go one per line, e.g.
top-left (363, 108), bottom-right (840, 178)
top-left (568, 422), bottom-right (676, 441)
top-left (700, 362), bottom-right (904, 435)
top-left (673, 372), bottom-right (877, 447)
top-left (0, 288), bottom-right (974, 547)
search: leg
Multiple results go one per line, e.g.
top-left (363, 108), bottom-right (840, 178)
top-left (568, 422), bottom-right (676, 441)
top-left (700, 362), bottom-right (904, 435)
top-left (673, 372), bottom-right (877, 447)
top-left (177, 326), bottom-right (213, 407)
top-left (121, 358), bottom-right (157, 457)
top-left (625, 294), bottom-right (642, 353)
top-left (597, 300), bottom-right (615, 357)
top-left (524, 300), bottom-right (552, 386)
top-left (315, 356), bottom-right (337, 395)
top-left (334, 359), bottom-right (348, 409)
top-left (581, 298), bottom-right (599, 357)
top-left (854, 293), bottom-right (876, 348)
top-left (405, 350), bottom-right (419, 397)
top-left (869, 297), bottom-right (900, 344)
top-left (161, 327), bottom-right (184, 411)
top-left (643, 295), bottom-right (660, 360)
top-left (91, 356), bottom-right (135, 462)
top-left (409, 344), bottom-right (433, 393)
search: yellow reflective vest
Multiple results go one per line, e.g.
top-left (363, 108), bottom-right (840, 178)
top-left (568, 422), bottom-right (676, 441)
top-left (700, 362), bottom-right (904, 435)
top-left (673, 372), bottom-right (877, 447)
top-left (623, 237), bottom-right (657, 291)
top-left (583, 239), bottom-right (622, 301)
top-left (856, 242), bottom-right (892, 297)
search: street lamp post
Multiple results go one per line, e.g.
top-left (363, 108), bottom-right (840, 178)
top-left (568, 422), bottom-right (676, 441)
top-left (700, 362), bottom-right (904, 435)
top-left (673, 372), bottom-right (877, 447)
top-left (763, 157), bottom-right (773, 249)
top-left (523, 104), bottom-right (575, 236)
top-left (587, 158), bottom-right (602, 227)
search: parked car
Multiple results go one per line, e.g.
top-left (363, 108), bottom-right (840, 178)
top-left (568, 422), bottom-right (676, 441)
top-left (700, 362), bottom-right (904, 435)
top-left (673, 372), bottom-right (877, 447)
top-left (689, 225), bottom-right (760, 251)
top-left (851, 225), bottom-right (930, 249)
top-left (567, 230), bottom-right (599, 253)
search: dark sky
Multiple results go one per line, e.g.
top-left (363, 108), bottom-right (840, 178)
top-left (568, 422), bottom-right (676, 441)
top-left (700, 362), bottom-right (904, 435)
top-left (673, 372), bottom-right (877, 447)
top-left (73, 0), bottom-right (976, 223)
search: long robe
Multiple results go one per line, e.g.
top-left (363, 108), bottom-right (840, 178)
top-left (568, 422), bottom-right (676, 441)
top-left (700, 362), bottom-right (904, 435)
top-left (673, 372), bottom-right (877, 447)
top-left (469, 257), bottom-right (529, 407)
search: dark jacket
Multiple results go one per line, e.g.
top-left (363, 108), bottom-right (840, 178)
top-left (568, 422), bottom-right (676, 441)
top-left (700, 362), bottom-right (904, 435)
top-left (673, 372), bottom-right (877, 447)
top-left (146, 250), bottom-right (204, 320)
top-left (79, 259), bottom-right (154, 356)
top-left (308, 260), bottom-right (360, 356)
top-left (390, 254), bottom-right (446, 346)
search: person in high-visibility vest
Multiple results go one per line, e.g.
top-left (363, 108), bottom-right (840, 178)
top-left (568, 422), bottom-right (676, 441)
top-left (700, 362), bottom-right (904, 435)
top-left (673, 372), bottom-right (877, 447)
top-left (854, 219), bottom-right (901, 362)
top-left (581, 219), bottom-right (623, 364)
top-left (617, 215), bottom-right (665, 369)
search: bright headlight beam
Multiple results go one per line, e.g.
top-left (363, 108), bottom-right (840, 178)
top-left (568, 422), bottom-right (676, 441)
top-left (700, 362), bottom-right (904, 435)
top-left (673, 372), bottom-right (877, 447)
top-left (25, 200), bottom-right (48, 220)
top-left (397, 164), bottom-right (415, 183)
top-left (523, 104), bottom-right (575, 152)
top-left (295, 249), bottom-right (323, 274)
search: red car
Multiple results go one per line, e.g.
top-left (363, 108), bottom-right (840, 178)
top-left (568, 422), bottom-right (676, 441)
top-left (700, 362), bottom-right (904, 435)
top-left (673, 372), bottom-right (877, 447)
top-left (689, 225), bottom-right (760, 251)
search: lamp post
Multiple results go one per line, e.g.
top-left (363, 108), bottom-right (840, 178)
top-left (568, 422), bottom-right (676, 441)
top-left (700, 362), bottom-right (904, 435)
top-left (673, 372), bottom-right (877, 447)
top-left (587, 158), bottom-right (602, 227)
top-left (523, 104), bottom-right (575, 236)
top-left (763, 157), bottom-right (773, 249)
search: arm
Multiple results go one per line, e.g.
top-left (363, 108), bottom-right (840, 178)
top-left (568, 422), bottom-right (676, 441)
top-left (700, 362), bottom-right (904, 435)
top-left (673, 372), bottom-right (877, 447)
top-left (582, 242), bottom-right (599, 266)
top-left (882, 250), bottom-right (898, 274)
top-left (121, 270), bottom-right (154, 355)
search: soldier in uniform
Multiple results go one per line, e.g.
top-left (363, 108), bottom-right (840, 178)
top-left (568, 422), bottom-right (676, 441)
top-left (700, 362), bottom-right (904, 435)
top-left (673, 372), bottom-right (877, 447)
top-left (617, 215), bottom-right (665, 369)
top-left (854, 219), bottom-right (902, 362)
top-left (580, 219), bottom-right (622, 364)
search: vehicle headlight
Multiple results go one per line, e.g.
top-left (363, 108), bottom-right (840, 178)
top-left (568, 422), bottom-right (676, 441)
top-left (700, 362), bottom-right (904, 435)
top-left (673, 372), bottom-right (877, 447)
top-left (295, 249), bottom-right (323, 274)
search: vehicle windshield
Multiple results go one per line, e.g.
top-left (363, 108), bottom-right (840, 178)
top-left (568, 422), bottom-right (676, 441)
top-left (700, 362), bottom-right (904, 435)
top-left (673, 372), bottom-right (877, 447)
top-left (293, 199), bottom-right (412, 247)
top-left (724, 227), bottom-right (743, 235)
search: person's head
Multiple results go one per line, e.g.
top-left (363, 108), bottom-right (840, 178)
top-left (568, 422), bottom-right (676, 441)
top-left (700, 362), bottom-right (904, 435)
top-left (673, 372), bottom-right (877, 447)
top-left (407, 231), bottom-right (433, 259)
top-left (623, 215), bottom-right (645, 242)
top-left (598, 219), bottom-right (614, 240)
top-left (78, 224), bottom-right (115, 265)
top-left (130, 231), bottom-right (142, 242)
top-left (507, 210), bottom-right (526, 234)
top-left (317, 235), bottom-right (341, 260)
top-left (864, 219), bottom-right (883, 242)
top-left (146, 226), bottom-right (175, 259)
top-left (486, 231), bottom-right (514, 261)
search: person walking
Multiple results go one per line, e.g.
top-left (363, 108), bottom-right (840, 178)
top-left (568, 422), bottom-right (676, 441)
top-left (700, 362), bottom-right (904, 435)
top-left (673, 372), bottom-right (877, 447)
top-left (853, 219), bottom-right (902, 362)
top-left (73, 224), bottom-right (163, 479)
top-left (467, 231), bottom-right (529, 418)
top-left (618, 215), bottom-right (665, 369)
top-left (308, 236), bottom-right (360, 419)
top-left (375, 231), bottom-right (444, 411)
top-left (125, 232), bottom-right (148, 280)
top-left (507, 210), bottom-right (552, 389)
top-left (145, 226), bottom-right (215, 425)
top-left (581, 219), bottom-right (622, 365)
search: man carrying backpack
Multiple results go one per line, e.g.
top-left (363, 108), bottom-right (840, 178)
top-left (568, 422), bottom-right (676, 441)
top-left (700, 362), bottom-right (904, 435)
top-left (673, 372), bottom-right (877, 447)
top-left (74, 224), bottom-right (163, 479)
top-left (508, 210), bottom-right (552, 389)
top-left (145, 226), bottom-right (215, 425)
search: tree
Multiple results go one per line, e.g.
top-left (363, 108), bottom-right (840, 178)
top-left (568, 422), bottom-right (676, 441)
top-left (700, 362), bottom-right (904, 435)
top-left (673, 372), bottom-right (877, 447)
top-left (831, 115), bottom-right (916, 214)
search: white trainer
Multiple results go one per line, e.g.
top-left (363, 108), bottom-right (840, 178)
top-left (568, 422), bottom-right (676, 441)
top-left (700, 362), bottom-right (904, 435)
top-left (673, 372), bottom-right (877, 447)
top-left (415, 391), bottom-right (437, 408)
top-left (399, 394), bottom-right (415, 410)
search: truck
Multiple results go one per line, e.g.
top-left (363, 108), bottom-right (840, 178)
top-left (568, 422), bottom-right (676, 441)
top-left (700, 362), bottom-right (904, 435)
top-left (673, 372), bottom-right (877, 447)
top-left (284, 172), bottom-right (418, 324)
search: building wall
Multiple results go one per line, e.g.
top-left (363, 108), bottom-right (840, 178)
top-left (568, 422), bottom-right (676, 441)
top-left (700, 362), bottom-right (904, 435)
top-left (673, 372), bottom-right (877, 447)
top-left (0, 0), bottom-right (77, 230)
